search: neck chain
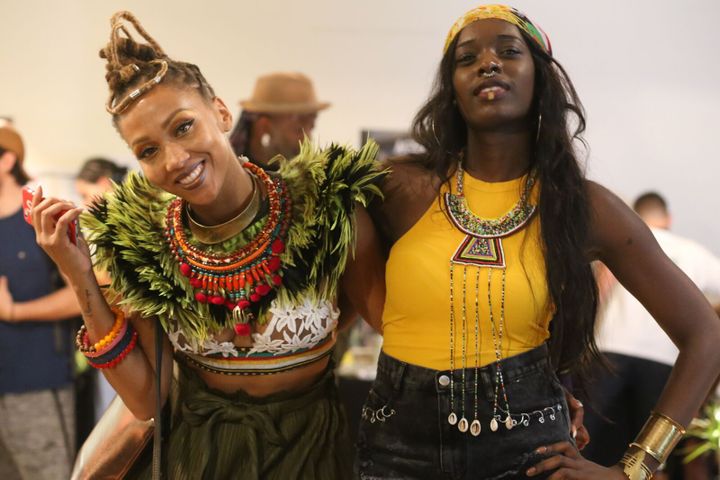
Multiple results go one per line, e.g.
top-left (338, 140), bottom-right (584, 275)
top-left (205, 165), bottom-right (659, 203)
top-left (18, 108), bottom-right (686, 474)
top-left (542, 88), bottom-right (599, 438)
top-left (164, 161), bottom-right (292, 335)
top-left (186, 172), bottom-right (260, 245)
top-left (445, 164), bottom-right (536, 436)
top-left (445, 166), bottom-right (536, 238)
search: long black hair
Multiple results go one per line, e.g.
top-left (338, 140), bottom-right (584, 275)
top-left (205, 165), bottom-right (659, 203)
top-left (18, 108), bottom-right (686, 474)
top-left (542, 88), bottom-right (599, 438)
top-left (411, 28), bottom-right (600, 377)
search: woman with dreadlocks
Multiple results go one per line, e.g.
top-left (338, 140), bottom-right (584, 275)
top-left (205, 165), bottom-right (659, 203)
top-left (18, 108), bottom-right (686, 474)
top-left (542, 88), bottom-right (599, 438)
top-left (30, 11), bottom-right (385, 480)
top-left (358, 5), bottom-right (720, 479)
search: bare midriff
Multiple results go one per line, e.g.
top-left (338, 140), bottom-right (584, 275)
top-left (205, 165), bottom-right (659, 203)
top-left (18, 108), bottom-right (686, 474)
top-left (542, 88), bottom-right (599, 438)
top-left (191, 355), bottom-right (330, 397)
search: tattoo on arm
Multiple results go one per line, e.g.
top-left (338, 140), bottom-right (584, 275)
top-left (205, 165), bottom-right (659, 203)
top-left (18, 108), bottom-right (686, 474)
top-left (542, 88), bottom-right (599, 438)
top-left (83, 289), bottom-right (92, 316)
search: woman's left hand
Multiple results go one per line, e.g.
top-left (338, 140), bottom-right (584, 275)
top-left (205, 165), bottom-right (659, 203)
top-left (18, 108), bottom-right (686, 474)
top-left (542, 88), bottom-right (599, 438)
top-left (526, 442), bottom-right (626, 479)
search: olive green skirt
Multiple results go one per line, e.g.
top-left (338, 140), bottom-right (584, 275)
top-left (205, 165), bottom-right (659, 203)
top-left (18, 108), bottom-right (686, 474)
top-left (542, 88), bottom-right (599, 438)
top-left (130, 362), bottom-right (352, 480)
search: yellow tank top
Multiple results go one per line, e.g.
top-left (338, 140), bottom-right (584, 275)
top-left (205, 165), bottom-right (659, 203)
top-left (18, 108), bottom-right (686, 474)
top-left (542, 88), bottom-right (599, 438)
top-left (382, 172), bottom-right (552, 370)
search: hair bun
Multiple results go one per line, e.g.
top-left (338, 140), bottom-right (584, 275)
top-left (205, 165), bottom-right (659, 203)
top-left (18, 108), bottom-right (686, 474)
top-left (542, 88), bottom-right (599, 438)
top-left (115, 37), bottom-right (162, 62)
top-left (100, 11), bottom-right (167, 80)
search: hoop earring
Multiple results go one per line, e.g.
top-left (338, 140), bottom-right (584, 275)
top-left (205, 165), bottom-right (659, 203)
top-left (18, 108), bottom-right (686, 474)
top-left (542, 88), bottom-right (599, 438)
top-left (431, 120), bottom-right (441, 146)
top-left (261, 133), bottom-right (271, 148)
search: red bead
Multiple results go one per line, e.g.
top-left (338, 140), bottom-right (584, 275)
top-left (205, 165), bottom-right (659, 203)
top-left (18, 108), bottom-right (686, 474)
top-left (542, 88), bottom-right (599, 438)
top-left (180, 263), bottom-right (192, 277)
top-left (271, 239), bottom-right (285, 254)
top-left (234, 323), bottom-right (251, 336)
top-left (210, 295), bottom-right (225, 305)
top-left (272, 274), bottom-right (282, 286)
top-left (189, 277), bottom-right (202, 288)
top-left (225, 300), bottom-right (236, 310)
top-left (256, 284), bottom-right (271, 296)
top-left (268, 256), bottom-right (282, 272)
top-left (195, 292), bottom-right (208, 303)
top-left (250, 293), bottom-right (261, 302)
top-left (238, 300), bottom-right (251, 309)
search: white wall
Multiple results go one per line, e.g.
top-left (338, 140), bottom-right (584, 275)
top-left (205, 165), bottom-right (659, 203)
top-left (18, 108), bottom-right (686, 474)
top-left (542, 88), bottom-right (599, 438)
top-left (1, 0), bottom-right (718, 253)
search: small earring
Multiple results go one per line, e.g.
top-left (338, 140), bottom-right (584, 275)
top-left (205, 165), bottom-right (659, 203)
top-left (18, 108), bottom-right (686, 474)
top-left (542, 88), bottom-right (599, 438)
top-left (536, 113), bottom-right (543, 143)
top-left (260, 133), bottom-right (271, 148)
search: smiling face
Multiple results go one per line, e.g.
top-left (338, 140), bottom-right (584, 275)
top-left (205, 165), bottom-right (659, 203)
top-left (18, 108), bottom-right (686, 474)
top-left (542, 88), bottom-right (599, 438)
top-left (116, 84), bottom-right (238, 207)
top-left (452, 19), bottom-right (535, 132)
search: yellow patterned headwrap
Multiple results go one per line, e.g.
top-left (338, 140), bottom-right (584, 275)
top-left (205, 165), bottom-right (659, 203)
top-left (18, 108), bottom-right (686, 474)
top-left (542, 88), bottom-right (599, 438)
top-left (444, 4), bottom-right (551, 55)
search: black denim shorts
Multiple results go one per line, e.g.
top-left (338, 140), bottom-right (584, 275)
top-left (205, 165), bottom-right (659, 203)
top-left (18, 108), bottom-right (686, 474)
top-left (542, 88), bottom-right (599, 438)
top-left (356, 344), bottom-right (573, 480)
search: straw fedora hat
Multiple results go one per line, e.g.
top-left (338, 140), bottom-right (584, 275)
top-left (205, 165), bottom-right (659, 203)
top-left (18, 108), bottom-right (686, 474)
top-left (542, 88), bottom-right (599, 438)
top-left (0, 122), bottom-right (25, 164)
top-left (240, 72), bottom-right (330, 114)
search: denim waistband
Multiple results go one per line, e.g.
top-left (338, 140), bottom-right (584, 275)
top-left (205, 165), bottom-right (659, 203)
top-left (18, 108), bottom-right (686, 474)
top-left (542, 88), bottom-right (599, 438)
top-left (359, 344), bottom-right (573, 479)
top-left (376, 343), bottom-right (553, 393)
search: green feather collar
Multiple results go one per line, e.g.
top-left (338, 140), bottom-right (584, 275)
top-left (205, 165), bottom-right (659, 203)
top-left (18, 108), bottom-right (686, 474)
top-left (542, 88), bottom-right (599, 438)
top-left (82, 141), bottom-right (383, 341)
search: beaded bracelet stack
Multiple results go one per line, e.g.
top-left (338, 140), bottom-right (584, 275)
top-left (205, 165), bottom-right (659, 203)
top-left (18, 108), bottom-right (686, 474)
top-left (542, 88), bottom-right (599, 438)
top-left (75, 308), bottom-right (139, 369)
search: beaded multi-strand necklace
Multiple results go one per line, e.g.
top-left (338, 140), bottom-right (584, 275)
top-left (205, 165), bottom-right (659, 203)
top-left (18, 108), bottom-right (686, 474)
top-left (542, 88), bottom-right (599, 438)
top-left (164, 160), bottom-right (292, 336)
top-left (444, 164), bottom-right (536, 436)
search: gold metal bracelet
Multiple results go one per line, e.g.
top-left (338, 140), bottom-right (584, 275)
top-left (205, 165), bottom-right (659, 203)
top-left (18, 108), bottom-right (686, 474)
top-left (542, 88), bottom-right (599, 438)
top-left (633, 411), bottom-right (686, 464)
top-left (620, 451), bottom-right (653, 480)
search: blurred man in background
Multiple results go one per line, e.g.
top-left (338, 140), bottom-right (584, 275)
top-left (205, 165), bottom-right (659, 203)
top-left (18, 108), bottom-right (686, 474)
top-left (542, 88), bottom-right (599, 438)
top-left (229, 72), bottom-right (330, 170)
top-left (585, 191), bottom-right (720, 478)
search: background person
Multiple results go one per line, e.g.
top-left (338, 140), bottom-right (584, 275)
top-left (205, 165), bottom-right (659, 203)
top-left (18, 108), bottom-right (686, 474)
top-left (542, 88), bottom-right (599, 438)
top-left (75, 157), bottom-right (129, 207)
top-left (0, 121), bottom-right (81, 480)
top-left (586, 191), bottom-right (720, 478)
top-left (229, 72), bottom-right (330, 170)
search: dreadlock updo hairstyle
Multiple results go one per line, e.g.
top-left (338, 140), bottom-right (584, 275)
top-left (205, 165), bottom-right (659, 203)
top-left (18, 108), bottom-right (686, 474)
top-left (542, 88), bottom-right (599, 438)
top-left (100, 11), bottom-right (216, 120)
top-left (412, 24), bottom-right (600, 380)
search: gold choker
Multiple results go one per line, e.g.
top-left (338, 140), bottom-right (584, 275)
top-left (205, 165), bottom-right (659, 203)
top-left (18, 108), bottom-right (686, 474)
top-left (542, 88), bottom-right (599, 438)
top-left (186, 174), bottom-right (261, 244)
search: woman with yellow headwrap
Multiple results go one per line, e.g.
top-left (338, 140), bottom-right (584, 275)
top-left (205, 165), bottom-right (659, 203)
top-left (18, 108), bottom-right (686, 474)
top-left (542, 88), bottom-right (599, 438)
top-left (359, 4), bottom-right (720, 479)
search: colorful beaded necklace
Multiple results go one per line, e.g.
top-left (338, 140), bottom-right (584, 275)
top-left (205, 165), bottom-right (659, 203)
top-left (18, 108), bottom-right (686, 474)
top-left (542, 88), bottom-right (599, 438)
top-left (445, 165), bottom-right (536, 238)
top-left (164, 161), bottom-right (292, 335)
top-left (444, 165), bottom-right (536, 436)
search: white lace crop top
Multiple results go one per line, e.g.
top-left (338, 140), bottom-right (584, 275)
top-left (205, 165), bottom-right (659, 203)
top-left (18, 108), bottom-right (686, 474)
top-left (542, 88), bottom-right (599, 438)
top-left (168, 298), bottom-right (339, 375)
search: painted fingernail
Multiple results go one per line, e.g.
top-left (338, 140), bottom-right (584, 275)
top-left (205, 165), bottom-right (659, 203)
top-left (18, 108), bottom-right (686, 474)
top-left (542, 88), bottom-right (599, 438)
top-left (572, 427), bottom-right (577, 439)
top-left (576, 400), bottom-right (583, 407)
top-left (536, 446), bottom-right (547, 454)
top-left (526, 467), bottom-right (536, 476)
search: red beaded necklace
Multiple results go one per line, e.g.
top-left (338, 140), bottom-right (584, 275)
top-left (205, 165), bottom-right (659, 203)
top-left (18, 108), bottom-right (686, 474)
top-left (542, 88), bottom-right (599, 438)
top-left (164, 161), bottom-right (292, 334)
